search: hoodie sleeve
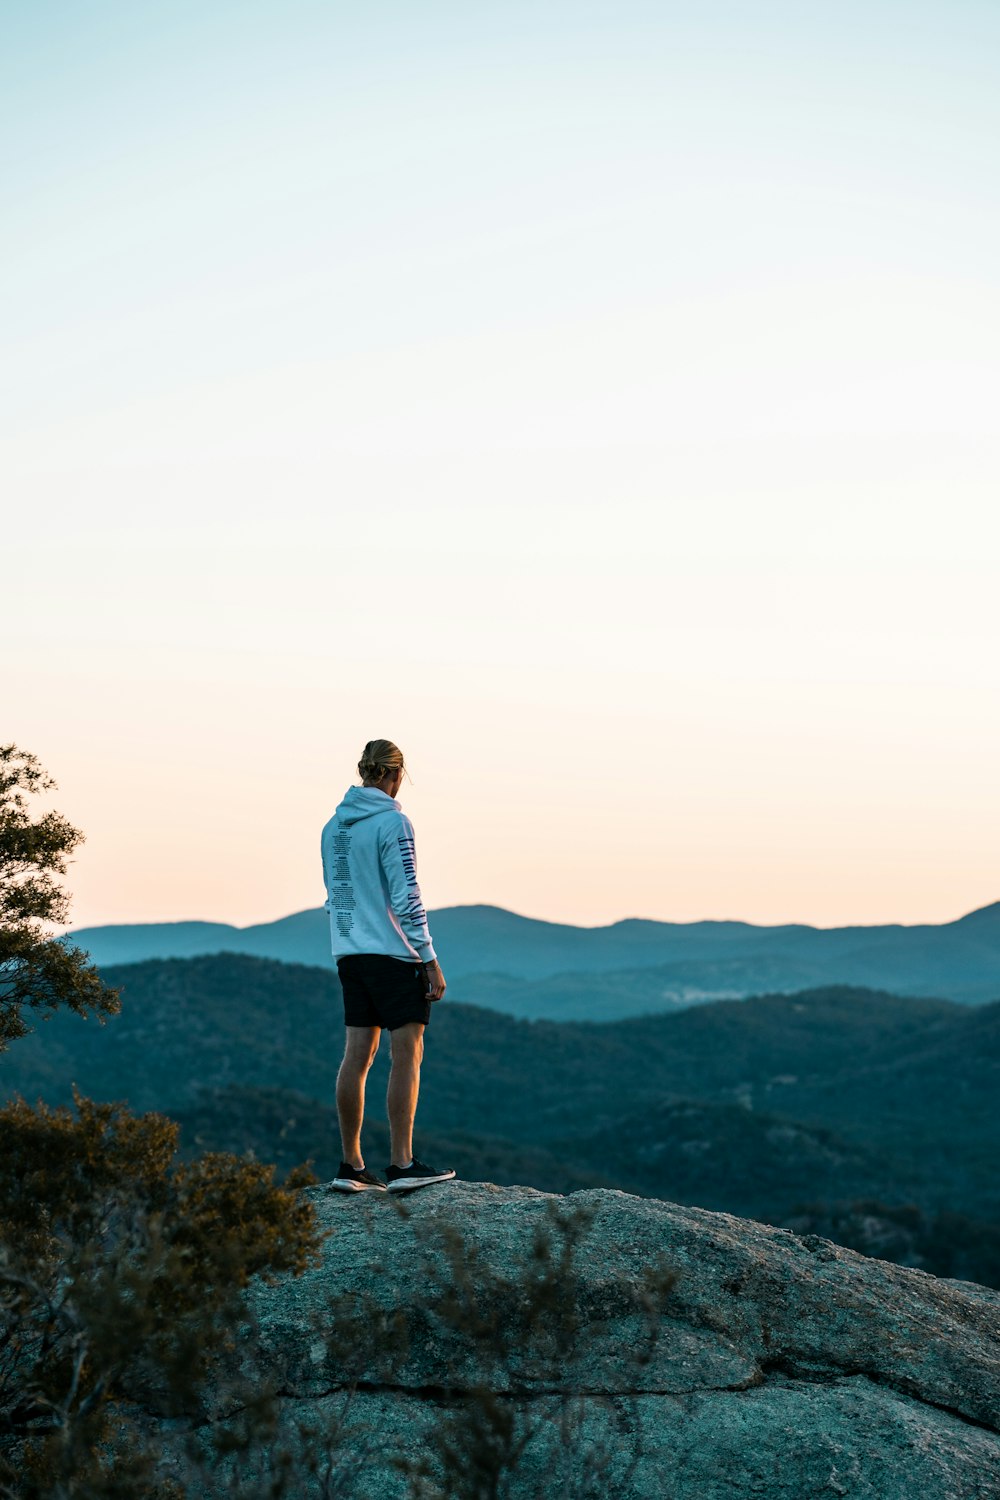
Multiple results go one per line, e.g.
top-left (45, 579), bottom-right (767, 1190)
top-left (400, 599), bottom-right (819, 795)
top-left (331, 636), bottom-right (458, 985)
top-left (378, 814), bottom-right (437, 963)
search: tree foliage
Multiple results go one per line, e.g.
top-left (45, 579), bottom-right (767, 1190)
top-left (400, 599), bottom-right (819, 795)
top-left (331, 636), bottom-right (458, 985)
top-left (0, 749), bottom-right (324, 1497)
top-left (0, 1091), bottom-right (321, 1498)
top-left (0, 745), bottom-right (119, 1050)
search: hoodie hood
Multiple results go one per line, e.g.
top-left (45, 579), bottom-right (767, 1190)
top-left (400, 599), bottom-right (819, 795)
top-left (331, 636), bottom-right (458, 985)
top-left (333, 785), bottom-right (401, 827)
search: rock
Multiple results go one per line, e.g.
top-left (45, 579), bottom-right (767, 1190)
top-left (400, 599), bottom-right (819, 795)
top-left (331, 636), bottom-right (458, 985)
top-left (190, 1182), bottom-right (1000, 1497)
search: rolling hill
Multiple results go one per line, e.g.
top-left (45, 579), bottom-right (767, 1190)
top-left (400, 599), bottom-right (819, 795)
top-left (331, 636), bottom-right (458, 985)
top-left (63, 899), bottom-right (1000, 1015)
top-left (5, 953), bottom-right (998, 1218)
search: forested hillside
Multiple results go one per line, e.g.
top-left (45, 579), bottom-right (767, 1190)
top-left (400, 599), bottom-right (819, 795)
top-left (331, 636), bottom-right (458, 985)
top-left (4, 953), bottom-right (998, 1285)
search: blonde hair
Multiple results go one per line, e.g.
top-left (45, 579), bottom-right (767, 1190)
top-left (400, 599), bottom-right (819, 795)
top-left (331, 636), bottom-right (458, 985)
top-left (358, 738), bottom-right (407, 786)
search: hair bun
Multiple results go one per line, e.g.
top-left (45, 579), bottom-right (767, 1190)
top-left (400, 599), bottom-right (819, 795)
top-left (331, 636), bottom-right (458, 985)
top-left (357, 739), bottom-right (405, 785)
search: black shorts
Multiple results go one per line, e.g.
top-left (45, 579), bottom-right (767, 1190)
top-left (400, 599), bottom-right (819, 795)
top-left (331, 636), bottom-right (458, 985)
top-left (336, 953), bottom-right (432, 1031)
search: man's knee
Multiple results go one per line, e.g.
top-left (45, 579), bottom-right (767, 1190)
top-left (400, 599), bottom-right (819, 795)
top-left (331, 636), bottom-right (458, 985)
top-left (390, 1021), bottom-right (424, 1061)
top-left (343, 1026), bottom-right (380, 1070)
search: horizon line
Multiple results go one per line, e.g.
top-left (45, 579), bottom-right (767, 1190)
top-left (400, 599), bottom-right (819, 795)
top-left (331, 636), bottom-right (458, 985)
top-left (64, 896), bottom-right (1000, 938)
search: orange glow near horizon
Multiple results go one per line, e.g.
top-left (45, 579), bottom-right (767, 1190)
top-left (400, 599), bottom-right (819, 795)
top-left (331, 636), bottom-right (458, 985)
top-left (18, 624), bottom-right (996, 936)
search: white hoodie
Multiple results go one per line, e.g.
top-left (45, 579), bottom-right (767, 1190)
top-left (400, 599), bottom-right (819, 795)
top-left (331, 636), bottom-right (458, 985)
top-left (320, 786), bottom-right (437, 963)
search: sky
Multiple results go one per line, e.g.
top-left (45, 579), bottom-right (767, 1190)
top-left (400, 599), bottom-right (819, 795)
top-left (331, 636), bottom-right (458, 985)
top-left (4, 0), bottom-right (999, 933)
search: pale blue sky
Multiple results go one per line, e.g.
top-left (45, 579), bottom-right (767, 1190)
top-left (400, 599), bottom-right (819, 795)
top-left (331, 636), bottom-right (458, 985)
top-left (5, 2), bottom-right (999, 929)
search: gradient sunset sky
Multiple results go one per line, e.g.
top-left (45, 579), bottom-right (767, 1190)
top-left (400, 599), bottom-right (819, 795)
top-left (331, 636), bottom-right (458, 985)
top-left (5, 1), bottom-right (999, 932)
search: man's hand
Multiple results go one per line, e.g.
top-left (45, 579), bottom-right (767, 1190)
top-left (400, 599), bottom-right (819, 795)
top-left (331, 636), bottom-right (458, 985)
top-left (423, 960), bottom-right (446, 1001)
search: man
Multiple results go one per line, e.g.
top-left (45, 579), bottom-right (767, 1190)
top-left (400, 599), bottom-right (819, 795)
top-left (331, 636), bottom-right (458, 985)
top-left (320, 739), bottom-right (455, 1194)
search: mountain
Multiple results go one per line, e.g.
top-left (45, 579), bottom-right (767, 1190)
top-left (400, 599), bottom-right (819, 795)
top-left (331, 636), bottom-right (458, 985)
top-left (63, 899), bottom-right (1000, 1014)
top-left (62, 910), bottom-right (332, 967)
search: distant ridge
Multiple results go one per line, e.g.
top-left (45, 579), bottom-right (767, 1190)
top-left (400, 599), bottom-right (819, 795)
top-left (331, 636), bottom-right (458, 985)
top-left (953, 898), bottom-right (1000, 925)
top-left (63, 899), bottom-right (1000, 1013)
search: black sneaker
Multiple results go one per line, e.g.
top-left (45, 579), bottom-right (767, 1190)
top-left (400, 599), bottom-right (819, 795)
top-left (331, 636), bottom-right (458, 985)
top-left (385, 1158), bottom-right (457, 1193)
top-left (331, 1162), bottom-right (388, 1193)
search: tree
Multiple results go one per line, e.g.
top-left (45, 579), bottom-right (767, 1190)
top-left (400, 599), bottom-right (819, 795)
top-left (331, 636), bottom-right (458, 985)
top-left (0, 1093), bottom-right (321, 1499)
top-left (0, 745), bottom-right (119, 1050)
top-left (0, 748), bottom-right (324, 1497)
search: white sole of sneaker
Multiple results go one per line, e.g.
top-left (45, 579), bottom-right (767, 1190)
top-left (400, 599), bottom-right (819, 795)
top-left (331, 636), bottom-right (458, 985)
top-left (387, 1171), bottom-right (457, 1193)
top-left (331, 1179), bottom-right (387, 1193)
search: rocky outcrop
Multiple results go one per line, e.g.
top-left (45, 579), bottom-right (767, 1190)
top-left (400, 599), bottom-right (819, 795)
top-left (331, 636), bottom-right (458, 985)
top-left (206, 1182), bottom-right (1000, 1498)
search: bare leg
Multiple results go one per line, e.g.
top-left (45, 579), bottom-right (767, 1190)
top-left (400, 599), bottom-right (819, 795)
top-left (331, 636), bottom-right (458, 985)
top-left (387, 1021), bottom-right (425, 1167)
top-left (336, 1026), bottom-right (380, 1168)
